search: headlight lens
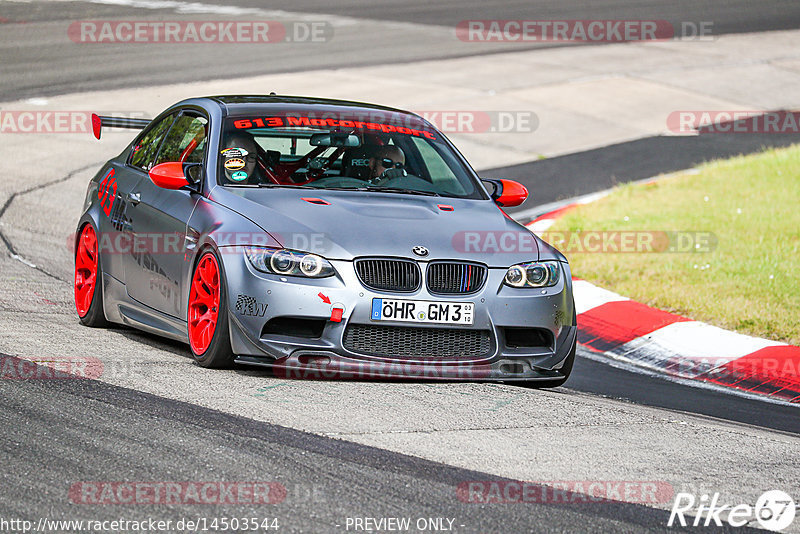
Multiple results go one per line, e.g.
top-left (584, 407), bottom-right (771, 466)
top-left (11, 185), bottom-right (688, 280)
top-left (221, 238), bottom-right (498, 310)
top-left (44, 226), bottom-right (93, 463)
top-left (270, 249), bottom-right (296, 274)
top-left (505, 265), bottom-right (525, 286)
top-left (245, 247), bottom-right (334, 278)
top-left (504, 261), bottom-right (560, 288)
top-left (299, 254), bottom-right (324, 276)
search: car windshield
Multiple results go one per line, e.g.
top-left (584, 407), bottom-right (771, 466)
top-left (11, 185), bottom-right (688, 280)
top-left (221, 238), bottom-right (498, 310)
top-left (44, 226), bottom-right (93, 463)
top-left (217, 111), bottom-right (485, 199)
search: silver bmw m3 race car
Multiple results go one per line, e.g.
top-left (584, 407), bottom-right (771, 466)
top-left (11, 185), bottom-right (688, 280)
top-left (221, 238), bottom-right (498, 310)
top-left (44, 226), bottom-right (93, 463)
top-left (75, 95), bottom-right (576, 385)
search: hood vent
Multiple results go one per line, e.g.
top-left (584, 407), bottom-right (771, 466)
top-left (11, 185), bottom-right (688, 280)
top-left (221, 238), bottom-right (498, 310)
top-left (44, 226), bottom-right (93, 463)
top-left (301, 197), bottom-right (331, 205)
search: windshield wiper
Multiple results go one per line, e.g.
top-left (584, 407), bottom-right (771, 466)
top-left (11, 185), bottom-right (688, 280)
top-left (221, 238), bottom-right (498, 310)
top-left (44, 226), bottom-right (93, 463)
top-left (257, 183), bottom-right (316, 189)
top-left (328, 186), bottom-right (440, 197)
top-left (368, 186), bottom-right (440, 197)
top-left (257, 184), bottom-right (442, 197)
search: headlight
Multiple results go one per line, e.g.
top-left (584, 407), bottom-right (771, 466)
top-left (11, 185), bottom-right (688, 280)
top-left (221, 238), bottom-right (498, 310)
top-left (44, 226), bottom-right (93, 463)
top-left (299, 254), bottom-right (324, 276)
top-left (270, 250), bottom-right (295, 274)
top-left (245, 247), bottom-right (334, 278)
top-left (504, 261), bottom-right (560, 288)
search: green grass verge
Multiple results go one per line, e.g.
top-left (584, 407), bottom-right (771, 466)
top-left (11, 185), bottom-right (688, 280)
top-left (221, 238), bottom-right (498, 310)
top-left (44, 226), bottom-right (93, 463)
top-left (549, 144), bottom-right (800, 345)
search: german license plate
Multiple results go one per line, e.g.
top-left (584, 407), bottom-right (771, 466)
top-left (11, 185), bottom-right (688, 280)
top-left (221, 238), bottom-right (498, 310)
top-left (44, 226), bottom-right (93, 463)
top-left (371, 298), bottom-right (474, 325)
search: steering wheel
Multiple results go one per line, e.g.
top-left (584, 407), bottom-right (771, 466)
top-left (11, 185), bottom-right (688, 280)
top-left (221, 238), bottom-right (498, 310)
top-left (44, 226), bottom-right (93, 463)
top-left (368, 167), bottom-right (404, 186)
top-left (305, 148), bottom-right (344, 180)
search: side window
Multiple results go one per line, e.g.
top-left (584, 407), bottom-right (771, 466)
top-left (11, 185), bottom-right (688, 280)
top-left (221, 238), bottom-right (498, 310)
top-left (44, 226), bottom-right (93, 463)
top-left (154, 113), bottom-right (209, 166)
top-left (129, 113), bottom-right (176, 171)
top-left (410, 137), bottom-right (466, 194)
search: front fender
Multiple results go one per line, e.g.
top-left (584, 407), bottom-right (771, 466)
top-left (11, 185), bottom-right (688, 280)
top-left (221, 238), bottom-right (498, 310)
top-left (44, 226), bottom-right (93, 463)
top-left (184, 195), bottom-right (282, 319)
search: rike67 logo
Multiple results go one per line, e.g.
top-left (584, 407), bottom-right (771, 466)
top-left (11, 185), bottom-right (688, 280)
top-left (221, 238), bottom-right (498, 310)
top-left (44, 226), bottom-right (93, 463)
top-left (669, 490), bottom-right (796, 531)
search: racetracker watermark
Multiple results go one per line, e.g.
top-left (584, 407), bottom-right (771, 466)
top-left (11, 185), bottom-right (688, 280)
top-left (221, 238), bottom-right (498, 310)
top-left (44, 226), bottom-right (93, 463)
top-left (415, 111), bottom-right (538, 134)
top-left (664, 355), bottom-right (800, 382)
top-left (67, 231), bottom-right (333, 255)
top-left (452, 230), bottom-right (717, 254)
top-left (667, 110), bottom-right (800, 134)
top-left (0, 356), bottom-right (103, 379)
top-left (0, 111), bottom-right (146, 134)
top-left (1, 517), bottom-right (279, 533)
top-left (68, 20), bottom-right (332, 43)
top-left (69, 482), bottom-right (286, 505)
top-left (271, 358), bottom-right (493, 380)
top-left (457, 481), bottom-right (674, 504)
top-left (456, 20), bottom-right (713, 42)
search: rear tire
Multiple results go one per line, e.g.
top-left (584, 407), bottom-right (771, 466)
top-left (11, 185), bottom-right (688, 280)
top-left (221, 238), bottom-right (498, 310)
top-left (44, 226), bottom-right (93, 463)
top-left (74, 223), bottom-right (109, 328)
top-left (188, 249), bottom-right (235, 368)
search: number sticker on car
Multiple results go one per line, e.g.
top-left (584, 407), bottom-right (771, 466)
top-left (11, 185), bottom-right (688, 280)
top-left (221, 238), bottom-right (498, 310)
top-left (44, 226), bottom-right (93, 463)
top-left (371, 299), bottom-right (474, 325)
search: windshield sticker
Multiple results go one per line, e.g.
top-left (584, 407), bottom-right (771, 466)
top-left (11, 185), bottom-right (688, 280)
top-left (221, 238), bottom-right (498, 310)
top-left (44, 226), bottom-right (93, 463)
top-left (224, 158), bottom-right (245, 171)
top-left (233, 116), bottom-right (437, 140)
top-left (230, 171), bottom-right (248, 181)
top-left (221, 147), bottom-right (248, 158)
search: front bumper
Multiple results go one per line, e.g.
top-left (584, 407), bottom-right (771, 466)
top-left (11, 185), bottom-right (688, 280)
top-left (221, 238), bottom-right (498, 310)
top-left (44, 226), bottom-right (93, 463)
top-left (219, 249), bottom-right (576, 381)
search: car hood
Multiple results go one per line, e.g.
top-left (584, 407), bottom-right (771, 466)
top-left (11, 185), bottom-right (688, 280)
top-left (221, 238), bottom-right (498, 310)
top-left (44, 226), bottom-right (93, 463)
top-left (209, 187), bottom-right (543, 267)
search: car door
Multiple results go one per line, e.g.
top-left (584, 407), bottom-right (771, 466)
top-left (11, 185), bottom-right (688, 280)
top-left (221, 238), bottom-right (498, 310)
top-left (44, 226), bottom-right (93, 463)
top-left (124, 110), bottom-right (208, 318)
top-left (97, 112), bottom-right (177, 282)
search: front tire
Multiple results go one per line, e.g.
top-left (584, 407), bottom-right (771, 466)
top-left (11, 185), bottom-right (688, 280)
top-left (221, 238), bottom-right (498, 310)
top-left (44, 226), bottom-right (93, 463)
top-left (74, 223), bottom-right (109, 328)
top-left (188, 249), bottom-right (235, 368)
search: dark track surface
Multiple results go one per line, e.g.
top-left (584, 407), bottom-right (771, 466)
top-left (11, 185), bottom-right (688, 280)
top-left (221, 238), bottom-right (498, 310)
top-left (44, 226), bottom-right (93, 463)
top-left (225, 0), bottom-right (800, 33)
top-left (565, 351), bottom-right (800, 435)
top-left (0, 354), bottom-right (722, 534)
top-left (2, 0), bottom-right (800, 100)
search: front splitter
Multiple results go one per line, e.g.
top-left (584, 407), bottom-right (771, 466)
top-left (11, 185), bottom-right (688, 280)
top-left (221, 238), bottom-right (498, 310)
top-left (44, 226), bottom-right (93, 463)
top-left (235, 351), bottom-right (565, 382)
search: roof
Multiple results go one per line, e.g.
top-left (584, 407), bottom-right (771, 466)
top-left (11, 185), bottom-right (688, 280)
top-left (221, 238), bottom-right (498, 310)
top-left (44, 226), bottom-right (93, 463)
top-left (206, 94), bottom-right (416, 117)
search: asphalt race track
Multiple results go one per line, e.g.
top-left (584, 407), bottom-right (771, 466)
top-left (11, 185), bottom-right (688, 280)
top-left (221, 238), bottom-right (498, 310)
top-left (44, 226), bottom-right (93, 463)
top-left (3, 0), bottom-right (800, 100)
top-left (3, 355), bottom-right (729, 533)
top-left (1, 1), bottom-right (800, 533)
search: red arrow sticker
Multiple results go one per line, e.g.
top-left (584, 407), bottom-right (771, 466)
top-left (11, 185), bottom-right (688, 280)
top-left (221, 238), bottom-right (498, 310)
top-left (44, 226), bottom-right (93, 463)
top-left (318, 292), bottom-right (331, 304)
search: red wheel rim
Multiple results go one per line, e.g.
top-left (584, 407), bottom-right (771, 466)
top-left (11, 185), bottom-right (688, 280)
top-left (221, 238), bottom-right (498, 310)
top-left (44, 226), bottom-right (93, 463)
top-left (74, 225), bottom-right (98, 317)
top-left (188, 252), bottom-right (220, 355)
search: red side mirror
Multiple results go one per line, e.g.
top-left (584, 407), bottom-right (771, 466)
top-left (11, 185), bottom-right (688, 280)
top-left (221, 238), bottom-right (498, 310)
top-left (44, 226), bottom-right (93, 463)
top-left (149, 162), bottom-right (191, 189)
top-left (91, 113), bottom-right (102, 140)
top-left (493, 179), bottom-right (528, 207)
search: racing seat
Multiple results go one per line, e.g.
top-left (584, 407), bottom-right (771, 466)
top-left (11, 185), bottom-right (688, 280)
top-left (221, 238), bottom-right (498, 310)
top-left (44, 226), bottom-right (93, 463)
top-left (341, 145), bottom-right (378, 181)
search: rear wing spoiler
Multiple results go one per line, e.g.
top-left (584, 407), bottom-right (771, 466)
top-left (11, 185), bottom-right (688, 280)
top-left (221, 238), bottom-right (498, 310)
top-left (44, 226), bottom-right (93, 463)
top-left (91, 113), bottom-right (151, 140)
